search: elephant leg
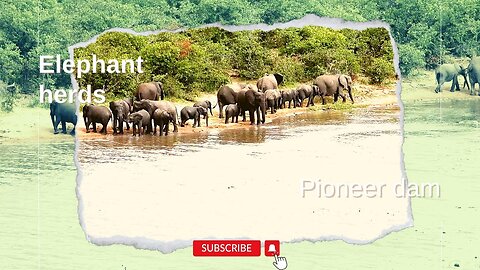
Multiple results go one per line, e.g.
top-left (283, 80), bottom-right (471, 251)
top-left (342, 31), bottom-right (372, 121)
top-left (321, 95), bottom-right (326, 105)
top-left (333, 93), bottom-right (339, 103)
top-left (310, 95), bottom-right (315, 106)
top-left (218, 103), bottom-right (224, 118)
top-left (118, 117), bottom-right (124, 134)
top-left (225, 115), bottom-right (229, 124)
top-left (455, 76), bottom-right (461, 91)
top-left (54, 117), bottom-right (61, 134)
top-left (256, 108), bottom-right (261, 125)
top-left (70, 124), bottom-right (76, 135)
top-left (93, 122), bottom-right (97, 133)
top-left (242, 110), bottom-right (246, 122)
top-left (469, 78), bottom-right (475, 95)
top-left (172, 117), bottom-right (178, 132)
top-left (132, 125), bottom-right (136, 136)
top-left (248, 109), bottom-right (255, 125)
top-left (125, 119), bottom-right (130, 130)
top-left (339, 91), bottom-right (347, 102)
top-left (153, 123), bottom-right (157, 135)
top-left (450, 76), bottom-right (457, 92)
top-left (348, 89), bottom-right (354, 104)
top-left (61, 120), bottom-right (67, 134)
top-left (112, 116), bottom-right (117, 134)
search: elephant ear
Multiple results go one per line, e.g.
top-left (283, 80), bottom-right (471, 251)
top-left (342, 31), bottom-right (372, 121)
top-left (273, 73), bottom-right (284, 85)
top-left (338, 75), bottom-right (348, 89)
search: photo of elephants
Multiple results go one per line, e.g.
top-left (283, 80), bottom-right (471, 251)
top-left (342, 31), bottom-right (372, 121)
top-left (1, 0), bottom-right (479, 269)
top-left (74, 24), bottom-right (408, 252)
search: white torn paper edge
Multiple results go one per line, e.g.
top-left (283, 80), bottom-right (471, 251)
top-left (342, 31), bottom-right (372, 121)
top-left (72, 14), bottom-right (411, 253)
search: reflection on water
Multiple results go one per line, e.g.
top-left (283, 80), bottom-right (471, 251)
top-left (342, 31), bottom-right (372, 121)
top-left (78, 105), bottom-right (401, 161)
top-left (0, 142), bottom-right (75, 185)
top-left (406, 99), bottom-right (480, 128)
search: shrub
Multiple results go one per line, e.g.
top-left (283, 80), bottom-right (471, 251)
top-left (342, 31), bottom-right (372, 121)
top-left (0, 81), bottom-right (17, 112)
top-left (364, 58), bottom-right (395, 85)
top-left (398, 43), bottom-right (425, 76)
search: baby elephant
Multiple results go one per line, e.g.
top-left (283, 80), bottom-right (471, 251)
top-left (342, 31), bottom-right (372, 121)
top-left (180, 106), bottom-right (208, 128)
top-left (224, 104), bottom-right (239, 124)
top-left (153, 109), bottom-right (173, 136)
top-left (82, 104), bottom-right (112, 134)
top-left (128, 109), bottom-right (150, 136)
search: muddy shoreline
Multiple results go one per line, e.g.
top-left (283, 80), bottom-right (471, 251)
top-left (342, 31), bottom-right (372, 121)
top-left (77, 86), bottom-right (399, 140)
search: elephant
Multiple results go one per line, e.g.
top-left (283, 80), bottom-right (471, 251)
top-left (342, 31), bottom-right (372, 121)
top-left (281, 89), bottom-right (298, 108)
top-left (237, 89), bottom-right (266, 125)
top-left (216, 83), bottom-right (247, 118)
top-left (296, 84), bottom-right (319, 107)
top-left (180, 106), bottom-right (208, 128)
top-left (133, 100), bottom-right (179, 133)
top-left (224, 104), bottom-right (240, 124)
top-left (264, 89), bottom-right (281, 114)
top-left (153, 109), bottom-right (173, 136)
top-left (135, 82), bottom-right (164, 101)
top-left (435, 63), bottom-right (469, 93)
top-left (314, 74), bottom-right (354, 104)
top-left (109, 99), bottom-right (132, 134)
top-left (256, 73), bottom-right (284, 92)
top-left (467, 57), bottom-right (480, 96)
top-left (82, 104), bottom-right (112, 134)
top-left (50, 101), bottom-right (77, 135)
top-left (193, 100), bottom-right (214, 116)
top-left (128, 109), bottom-right (150, 136)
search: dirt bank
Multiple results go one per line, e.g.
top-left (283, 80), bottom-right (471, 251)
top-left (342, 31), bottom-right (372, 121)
top-left (76, 82), bottom-right (399, 140)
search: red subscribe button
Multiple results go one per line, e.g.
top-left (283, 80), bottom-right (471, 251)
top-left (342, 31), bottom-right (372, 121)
top-left (193, 240), bottom-right (261, 256)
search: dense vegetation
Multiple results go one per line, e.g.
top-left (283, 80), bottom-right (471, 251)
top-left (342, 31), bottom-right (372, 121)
top-left (0, 0), bottom-right (479, 100)
top-left (74, 27), bottom-right (393, 100)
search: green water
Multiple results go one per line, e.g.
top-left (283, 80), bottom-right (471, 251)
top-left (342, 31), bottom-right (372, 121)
top-left (0, 99), bottom-right (479, 269)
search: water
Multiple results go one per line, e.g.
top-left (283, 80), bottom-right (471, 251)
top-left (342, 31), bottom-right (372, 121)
top-left (76, 105), bottom-right (407, 249)
top-left (1, 98), bottom-right (479, 268)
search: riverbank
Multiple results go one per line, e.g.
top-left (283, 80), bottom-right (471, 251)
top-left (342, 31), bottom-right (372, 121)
top-left (0, 80), bottom-right (399, 144)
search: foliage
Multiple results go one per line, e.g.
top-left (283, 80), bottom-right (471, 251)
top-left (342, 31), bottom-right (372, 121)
top-left (0, 81), bottom-right (18, 112)
top-left (365, 58), bottom-right (395, 84)
top-left (74, 26), bottom-right (395, 100)
top-left (398, 43), bottom-right (425, 76)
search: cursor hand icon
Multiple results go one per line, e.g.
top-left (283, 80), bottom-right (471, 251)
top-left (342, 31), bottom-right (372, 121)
top-left (273, 254), bottom-right (288, 270)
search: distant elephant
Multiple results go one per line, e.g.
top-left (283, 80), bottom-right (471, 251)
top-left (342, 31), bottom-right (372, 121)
top-left (237, 89), bottom-right (266, 125)
top-left (296, 84), bottom-right (319, 107)
top-left (50, 101), bottom-right (77, 135)
top-left (265, 89), bottom-right (281, 114)
top-left (467, 57), bottom-right (480, 96)
top-left (257, 73), bottom-right (284, 92)
top-left (153, 109), bottom-right (173, 136)
top-left (314, 74), bottom-right (354, 104)
top-left (135, 82), bottom-right (164, 101)
top-left (216, 83), bottom-right (247, 118)
top-left (82, 104), bottom-right (112, 134)
top-left (180, 106), bottom-right (208, 127)
top-left (109, 99), bottom-right (132, 134)
top-left (193, 100), bottom-right (214, 116)
top-left (133, 100), bottom-right (179, 133)
top-left (224, 104), bottom-right (240, 124)
top-left (281, 89), bottom-right (298, 108)
top-left (128, 109), bottom-right (150, 136)
top-left (435, 63), bottom-right (469, 93)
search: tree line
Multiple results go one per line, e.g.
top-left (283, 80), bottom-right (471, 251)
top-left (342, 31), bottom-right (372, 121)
top-left (74, 27), bottom-right (393, 100)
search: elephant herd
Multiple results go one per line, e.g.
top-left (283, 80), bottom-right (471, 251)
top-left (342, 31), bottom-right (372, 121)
top-left (50, 73), bottom-right (355, 136)
top-left (216, 73), bottom-right (354, 125)
top-left (435, 57), bottom-right (480, 95)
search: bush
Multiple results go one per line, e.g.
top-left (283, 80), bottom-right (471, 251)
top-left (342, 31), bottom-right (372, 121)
top-left (364, 58), bottom-right (395, 85)
top-left (398, 43), bottom-right (425, 76)
top-left (0, 81), bottom-right (17, 112)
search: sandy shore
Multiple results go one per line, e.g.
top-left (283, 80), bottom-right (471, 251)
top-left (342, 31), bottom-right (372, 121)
top-left (76, 82), bottom-right (399, 140)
